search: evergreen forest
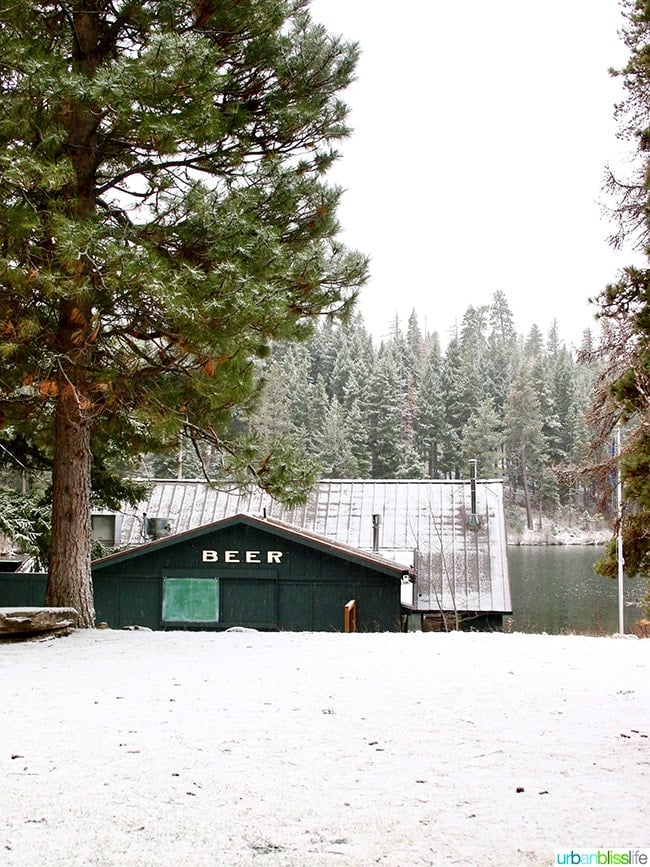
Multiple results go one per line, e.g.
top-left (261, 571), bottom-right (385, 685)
top-left (143, 290), bottom-right (605, 535)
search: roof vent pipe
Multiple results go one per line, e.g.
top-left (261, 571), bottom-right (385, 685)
top-left (372, 514), bottom-right (381, 552)
top-left (468, 459), bottom-right (480, 528)
top-left (469, 459), bottom-right (477, 514)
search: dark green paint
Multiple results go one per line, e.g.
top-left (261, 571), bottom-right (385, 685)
top-left (88, 518), bottom-right (402, 632)
top-left (0, 573), bottom-right (47, 606)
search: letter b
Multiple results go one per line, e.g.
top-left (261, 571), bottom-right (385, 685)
top-left (202, 550), bottom-right (218, 562)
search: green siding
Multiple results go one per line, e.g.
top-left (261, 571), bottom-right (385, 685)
top-left (122, 578), bottom-right (160, 627)
top-left (220, 578), bottom-right (277, 628)
top-left (0, 573), bottom-right (46, 607)
top-left (275, 579), bottom-right (399, 632)
top-left (89, 522), bottom-right (403, 631)
top-left (93, 576), bottom-right (119, 626)
top-left (357, 582), bottom-right (400, 632)
top-left (0, 520), bottom-right (402, 632)
top-left (312, 581), bottom-right (355, 631)
top-left (277, 583), bottom-right (312, 631)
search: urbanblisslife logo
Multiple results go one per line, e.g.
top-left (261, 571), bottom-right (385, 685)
top-left (555, 852), bottom-right (649, 865)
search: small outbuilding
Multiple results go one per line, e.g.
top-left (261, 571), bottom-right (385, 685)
top-left (0, 477), bottom-right (511, 632)
top-left (91, 513), bottom-right (409, 632)
top-left (113, 477), bottom-right (512, 630)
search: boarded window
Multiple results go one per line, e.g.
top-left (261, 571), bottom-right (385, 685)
top-left (162, 577), bottom-right (219, 623)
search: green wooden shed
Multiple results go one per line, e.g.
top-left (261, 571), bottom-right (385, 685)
top-left (91, 513), bottom-right (409, 632)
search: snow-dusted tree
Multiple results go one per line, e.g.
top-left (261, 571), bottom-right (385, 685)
top-left (504, 363), bottom-right (551, 530)
top-left (414, 335), bottom-right (446, 477)
top-left (485, 290), bottom-right (518, 416)
top-left (404, 309), bottom-right (425, 386)
top-left (0, 1), bottom-right (366, 624)
top-left (341, 370), bottom-right (372, 476)
top-left (367, 348), bottom-right (403, 477)
top-left (461, 398), bottom-right (503, 478)
top-left (438, 335), bottom-right (465, 477)
top-left (590, 0), bottom-right (650, 602)
top-left (314, 394), bottom-right (359, 477)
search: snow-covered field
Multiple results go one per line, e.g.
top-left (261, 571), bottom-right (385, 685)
top-left (2, 630), bottom-right (649, 866)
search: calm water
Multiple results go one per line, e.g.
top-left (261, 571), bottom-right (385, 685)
top-left (507, 546), bottom-right (646, 635)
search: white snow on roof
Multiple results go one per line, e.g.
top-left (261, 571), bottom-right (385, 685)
top-left (115, 479), bottom-right (511, 614)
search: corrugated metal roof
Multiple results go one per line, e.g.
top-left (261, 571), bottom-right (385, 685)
top-left (115, 478), bottom-right (511, 613)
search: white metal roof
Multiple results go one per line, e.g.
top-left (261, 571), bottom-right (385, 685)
top-left (116, 478), bottom-right (511, 614)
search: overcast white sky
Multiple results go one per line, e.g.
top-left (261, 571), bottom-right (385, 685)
top-left (309, 0), bottom-right (639, 348)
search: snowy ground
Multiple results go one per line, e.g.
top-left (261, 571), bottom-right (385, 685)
top-left (2, 630), bottom-right (649, 866)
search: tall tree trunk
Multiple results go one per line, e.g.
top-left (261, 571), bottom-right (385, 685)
top-left (45, 299), bottom-right (95, 627)
top-left (46, 388), bottom-right (94, 626)
top-left (431, 441), bottom-right (438, 478)
top-left (45, 6), bottom-right (102, 627)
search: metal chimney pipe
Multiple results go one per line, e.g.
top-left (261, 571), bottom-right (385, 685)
top-left (372, 514), bottom-right (381, 553)
top-left (469, 459), bottom-right (478, 522)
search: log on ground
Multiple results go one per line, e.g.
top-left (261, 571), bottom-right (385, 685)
top-left (0, 607), bottom-right (78, 639)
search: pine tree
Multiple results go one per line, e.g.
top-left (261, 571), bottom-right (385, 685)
top-left (590, 0), bottom-right (650, 604)
top-left (251, 343), bottom-right (314, 453)
top-left (341, 358), bottom-right (372, 477)
top-left (414, 335), bottom-right (446, 477)
top-left (456, 305), bottom-right (489, 438)
top-left (341, 380), bottom-right (372, 476)
top-left (0, 2), bottom-right (366, 624)
top-left (531, 348), bottom-right (562, 467)
top-left (303, 375), bottom-right (330, 456)
top-left (366, 348), bottom-right (403, 477)
top-left (329, 316), bottom-right (372, 403)
top-left (308, 318), bottom-right (338, 391)
top-left (404, 309), bottom-right (425, 386)
top-left (567, 340), bottom-right (601, 511)
top-left (504, 362), bottom-right (550, 530)
top-left (485, 290), bottom-right (518, 416)
top-left (524, 324), bottom-right (544, 359)
top-left (550, 344), bottom-right (579, 467)
top-left (313, 394), bottom-right (358, 477)
top-left (439, 335), bottom-right (465, 477)
top-left (461, 398), bottom-right (503, 478)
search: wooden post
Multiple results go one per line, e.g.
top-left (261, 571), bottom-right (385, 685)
top-left (344, 599), bottom-right (357, 633)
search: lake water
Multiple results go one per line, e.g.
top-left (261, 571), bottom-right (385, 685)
top-left (507, 545), bottom-right (646, 635)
